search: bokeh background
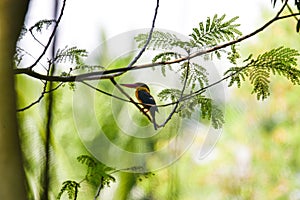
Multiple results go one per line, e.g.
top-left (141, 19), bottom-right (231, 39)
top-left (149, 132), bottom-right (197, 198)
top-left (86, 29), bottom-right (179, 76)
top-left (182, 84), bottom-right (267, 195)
top-left (16, 0), bottom-right (300, 199)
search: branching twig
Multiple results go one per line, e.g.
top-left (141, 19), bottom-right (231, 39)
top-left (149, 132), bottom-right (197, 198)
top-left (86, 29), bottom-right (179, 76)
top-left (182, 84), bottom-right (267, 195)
top-left (17, 80), bottom-right (48, 112)
top-left (286, 4), bottom-right (299, 21)
top-left (17, 68), bottom-right (70, 112)
top-left (29, 28), bottom-right (47, 47)
top-left (159, 59), bottom-right (191, 128)
top-left (27, 0), bottom-right (66, 70)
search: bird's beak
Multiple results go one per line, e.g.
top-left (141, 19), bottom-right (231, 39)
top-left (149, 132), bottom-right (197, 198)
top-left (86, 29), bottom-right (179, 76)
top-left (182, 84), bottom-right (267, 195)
top-left (120, 83), bottom-right (139, 88)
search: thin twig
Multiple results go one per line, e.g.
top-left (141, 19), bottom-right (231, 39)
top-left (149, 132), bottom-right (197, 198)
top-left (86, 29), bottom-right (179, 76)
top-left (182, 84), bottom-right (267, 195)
top-left (110, 1), bottom-right (159, 122)
top-left (127, 0), bottom-right (160, 68)
top-left (29, 28), bottom-right (47, 47)
top-left (17, 68), bottom-right (70, 112)
top-left (81, 81), bottom-right (130, 102)
top-left (17, 81), bottom-right (48, 112)
top-left (27, 0), bottom-right (66, 70)
top-left (42, 1), bottom-right (60, 199)
top-left (159, 59), bottom-right (190, 128)
top-left (154, 65), bottom-right (248, 108)
top-left (94, 177), bottom-right (104, 200)
top-left (286, 4), bottom-right (299, 21)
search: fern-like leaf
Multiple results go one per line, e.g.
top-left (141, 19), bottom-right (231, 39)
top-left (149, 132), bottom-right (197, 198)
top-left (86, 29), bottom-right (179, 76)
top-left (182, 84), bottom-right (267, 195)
top-left (152, 51), bottom-right (181, 75)
top-left (178, 62), bottom-right (209, 89)
top-left (158, 89), bottom-right (224, 128)
top-left (135, 31), bottom-right (194, 51)
top-left (227, 44), bottom-right (241, 65)
top-left (152, 52), bottom-right (182, 63)
top-left (14, 47), bottom-right (25, 67)
top-left (57, 181), bottom-right (80, 200)
top-left (54, 46), bottom-right (88, 65)
top-left (77, 155), bottom-right (97, 168)
top-left (190, 14), bottom-right (242, 47)
top-left (158, 89), bottom-right (182, 102)
top-left (225, 47), bottom-right (300, 100)
top-left (211, 104), bottom-right (225, 129)
top-left (77, 155), bottom-right (115, 187)
top-left (29, 19), bottom-right (56, 33)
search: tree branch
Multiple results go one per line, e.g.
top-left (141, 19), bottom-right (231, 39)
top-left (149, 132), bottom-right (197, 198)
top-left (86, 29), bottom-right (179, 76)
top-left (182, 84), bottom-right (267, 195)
top-left (15, 0), bottom-right (294, 128)
top-left (15, 0), bottom-right (292, 83)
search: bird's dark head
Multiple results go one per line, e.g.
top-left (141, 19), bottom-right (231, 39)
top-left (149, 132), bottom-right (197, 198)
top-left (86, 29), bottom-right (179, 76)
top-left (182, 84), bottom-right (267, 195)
top-left (121, 82), bottom-right (150, 91)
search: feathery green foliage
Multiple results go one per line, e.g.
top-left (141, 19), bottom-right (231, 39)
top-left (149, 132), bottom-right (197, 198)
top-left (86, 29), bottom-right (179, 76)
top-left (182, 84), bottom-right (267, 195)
top-left (14, 47), bottom-right (25, 67)
top-left (76, 155), bottom-right (115, 187)
top-left (57, 155), bottom-right (116, 199)
top-left (135, 14), bottom-right (242, 64)
top-left (134, 15), bottom-right (241, 129)
top-left (190, 14), bottom-right (242, 47)
top-left (158, 88), bottom-right (224, 129)
top-left (135, 15), bottom-right (241, 53)
top-left (189, 14), bottom-right (242, 60)
top-left (180, 62), bottom-right (209, 89)
top-left (152, 52), bottom-right (182, 76)
top-left (135, 31), bottom-right (193, 50)
top-left (54, 46), bottom-right (88, 65)
top-left (227, 44), bottom-right (241, 65)
top-left (29, 19), bottom-right (56, 33)
top-left (57, 181), bottom-right (80, 200)
top-left (225, 47), bottom-right (300, 100)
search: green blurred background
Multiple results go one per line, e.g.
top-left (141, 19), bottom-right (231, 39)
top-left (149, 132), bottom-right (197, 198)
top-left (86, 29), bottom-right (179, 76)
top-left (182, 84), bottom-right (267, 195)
top-left (16, 6), bottom-right (300, 200)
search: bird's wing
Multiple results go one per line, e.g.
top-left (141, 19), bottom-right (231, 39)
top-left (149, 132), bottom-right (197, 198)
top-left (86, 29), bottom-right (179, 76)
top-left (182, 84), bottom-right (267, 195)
top-left (137, 90), bottom-right (158, 112)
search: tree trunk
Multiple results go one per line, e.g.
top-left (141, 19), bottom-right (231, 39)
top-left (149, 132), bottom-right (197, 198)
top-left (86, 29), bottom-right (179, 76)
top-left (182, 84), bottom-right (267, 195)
top-left (0, 1), bottom-right (29, 199)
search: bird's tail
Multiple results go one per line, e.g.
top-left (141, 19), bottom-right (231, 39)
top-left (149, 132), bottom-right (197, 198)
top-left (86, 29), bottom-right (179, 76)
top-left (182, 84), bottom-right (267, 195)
top-left (150, 106), bottom-right (158, 130)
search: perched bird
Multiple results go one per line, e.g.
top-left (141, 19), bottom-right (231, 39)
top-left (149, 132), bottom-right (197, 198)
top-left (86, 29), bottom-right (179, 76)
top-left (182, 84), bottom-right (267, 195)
top-left (121, 82), bottom-right (158, 130)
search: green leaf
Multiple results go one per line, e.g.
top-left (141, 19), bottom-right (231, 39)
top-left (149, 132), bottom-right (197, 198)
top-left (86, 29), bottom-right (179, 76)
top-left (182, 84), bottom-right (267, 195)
top-left (57, 181), bottom-right (80, 200)
top-left (190, 14), bottom-right (242, 47)
top-left (54, 46), bottom-right (88, 64)
top-left (135, 31), bottom-right (190, 50)
top-left (225, 47), bottom-right (300, 100)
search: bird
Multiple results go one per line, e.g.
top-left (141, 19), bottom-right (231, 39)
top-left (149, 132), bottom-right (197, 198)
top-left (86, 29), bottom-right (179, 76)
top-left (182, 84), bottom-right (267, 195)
top-left (121, 82), bottom-right (158, 130)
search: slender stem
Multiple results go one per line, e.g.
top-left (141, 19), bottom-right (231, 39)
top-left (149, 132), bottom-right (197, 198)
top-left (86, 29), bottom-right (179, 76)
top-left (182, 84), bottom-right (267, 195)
top-left (94, 177), bottom-right (105, 200)
top-left (28, 0), bottom-right (66, 70)
top-left (81, 81), bottom-right (130, 102)
top-left (127, 0), bottom-right (159, 68)
top-left (159, 59), bottom-right (190, 127)
top-left (42, 1), bottom-right (61, 199)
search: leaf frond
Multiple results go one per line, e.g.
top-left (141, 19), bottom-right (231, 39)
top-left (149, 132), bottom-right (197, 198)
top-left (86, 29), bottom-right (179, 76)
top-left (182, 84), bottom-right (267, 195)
top-left (190, 14), bottom-right (242, 47)
top-left (57, 180), bottom-right (80, 200)
top-left (29, 19), bottom-right (56, 33)
top-left (225, 47), bottom-right (300, 100)
top-left (54, 46), bottom-right (88, 65)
